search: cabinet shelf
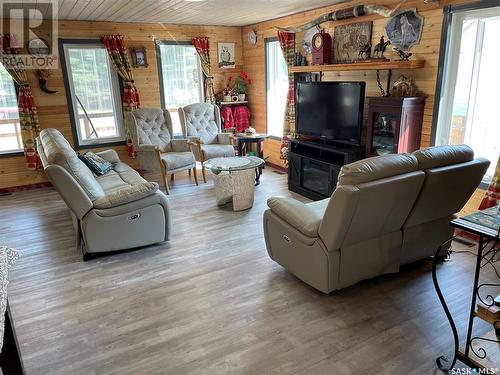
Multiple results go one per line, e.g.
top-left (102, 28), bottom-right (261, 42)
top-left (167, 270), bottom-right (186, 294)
top-left (289, 60), bottom-right (425, 73)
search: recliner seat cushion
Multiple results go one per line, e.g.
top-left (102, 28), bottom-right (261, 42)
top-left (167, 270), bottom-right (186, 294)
top-left (183, 103), bottom-right (219, 145)
top-left (96, 162), bottom-right (147, 194)
top-left (93, 181), bottom-right (159, 209)
top-left (338, 153), bottom-right (418, 186)
top-left (39, 129), bottom-right (105, 201)
top-left (413, 144), bottom-right (474, 170)
top-left (132, 108), bottom-right (172, 152)
top-left (201, 144), bottom-right (234, 160)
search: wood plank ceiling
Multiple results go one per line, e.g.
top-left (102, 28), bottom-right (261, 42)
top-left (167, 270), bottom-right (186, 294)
top-left (32, 0), bottom-right (351, 26)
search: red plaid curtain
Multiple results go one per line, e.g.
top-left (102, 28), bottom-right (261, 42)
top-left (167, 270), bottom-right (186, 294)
top-left (101, 35), bottom-right (140, 157)
top-left (277, 31), bottom-right (295, 163)
top-left (479, 156), bottom-right (500, 210)
top-left (192, 37), bottom-right (215, 104)
top-left (1, 34), bottom-right (42, 170)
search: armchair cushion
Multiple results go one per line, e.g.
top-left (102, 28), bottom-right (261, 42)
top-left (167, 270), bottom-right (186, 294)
top-left (93, 181), bottom-right (159, 209)
top-left (267, 197), bottom-right (326, 237)
top-left (160, 152), bottom-right (196, 171)
top-left (201, 144), bottom-right (234, 160)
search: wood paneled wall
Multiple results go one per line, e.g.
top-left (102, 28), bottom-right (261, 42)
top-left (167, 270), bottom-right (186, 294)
top-left (0, 21), bottom-right (243, 189)
top-left (242, 0), bottom-right (477, 165)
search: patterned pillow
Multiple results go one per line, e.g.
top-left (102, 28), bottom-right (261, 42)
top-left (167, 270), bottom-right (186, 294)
top-left (78, 152), bottom-right (113, 176)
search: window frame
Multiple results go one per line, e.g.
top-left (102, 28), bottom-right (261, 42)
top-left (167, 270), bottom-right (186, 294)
top-left (0, 66), bottom-right (23, 158)
top-left (431, 1), bottom-right (500, 188)
top-left (59, 38), bottom-right (126, 150)
top-left (155, 40), bottom-right (204, 137)
top-left (431, 0), bottom-right (500, 145)
top-left (265, 37), bottom-right (285, 141)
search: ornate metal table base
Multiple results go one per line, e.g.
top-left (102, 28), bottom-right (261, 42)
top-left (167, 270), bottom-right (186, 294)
top-left (432, 233), bottom-right (499, 372)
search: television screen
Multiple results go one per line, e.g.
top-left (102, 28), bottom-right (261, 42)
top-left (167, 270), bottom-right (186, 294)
top-left (295, 81), bottom-right (365, 145)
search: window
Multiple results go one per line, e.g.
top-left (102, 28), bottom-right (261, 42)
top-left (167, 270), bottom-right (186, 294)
top-left (0, 64), bottom-right (22, 154)
top-left (265, 39), bottom-right (288, 138)
top-left (157, 42), bottom-right (204, 135)
top-left (61, 42), bottom-right (124, 147)
top-left (435, 6), bottom-right (500, 183)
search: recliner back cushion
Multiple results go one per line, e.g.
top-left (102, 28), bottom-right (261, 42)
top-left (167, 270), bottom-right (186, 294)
top-left (183, 103), bottom-right (218, 145)
top-left (39, 128), bottom-right (105, 201)
top-left (319, 171), bottom-right (425, 250)
top-left (338, 153), bottom-right (418, 186)
top-left (413, 144), bottom-right (473, 170)
top-left (132, 109), bottom-right (172, 152)
top-left (404, 158), bottom-right (490, 228)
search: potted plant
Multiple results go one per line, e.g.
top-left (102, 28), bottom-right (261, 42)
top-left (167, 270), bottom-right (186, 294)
top-left (222, 75), bottom-right (234, 102)
top-left (234, 71), bottom-right (252, 101)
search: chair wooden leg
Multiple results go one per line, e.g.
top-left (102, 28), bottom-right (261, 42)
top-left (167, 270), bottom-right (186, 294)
top-left (193, 166), bottom-right (199, 186)
top-left (202, 165), bottom-right (207, 183)
top-left (188, 169), bottom-right (192, 176)
top-left (171, 174), bottom-right (174, 182)
top-left (156, 151), bottom-right (170, 194)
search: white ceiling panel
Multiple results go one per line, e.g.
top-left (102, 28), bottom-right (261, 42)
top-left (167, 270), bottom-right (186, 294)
top-left (46, 0), bottom-right (351, 26)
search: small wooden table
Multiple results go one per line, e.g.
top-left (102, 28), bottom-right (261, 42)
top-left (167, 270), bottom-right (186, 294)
top-left (432, 206), bottom-right (499, 372)
top-left (233, 133), bottom-right (269, 159)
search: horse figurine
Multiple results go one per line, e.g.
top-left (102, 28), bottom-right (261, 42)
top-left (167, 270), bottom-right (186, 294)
top-left (373, 36), bottom-right (391, 59)
top-left (358, 43), bottom-right (371, 60)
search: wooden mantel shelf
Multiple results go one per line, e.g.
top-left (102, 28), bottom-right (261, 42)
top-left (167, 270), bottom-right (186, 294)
top-left (289, 60), bottom-right (425, 73)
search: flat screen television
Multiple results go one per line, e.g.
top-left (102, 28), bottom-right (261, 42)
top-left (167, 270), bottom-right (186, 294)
top-left (295, 81), bottom-right (366, 145)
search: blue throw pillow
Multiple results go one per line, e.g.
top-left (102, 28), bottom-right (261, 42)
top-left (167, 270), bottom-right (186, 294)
top-left (78, 152), bottom-right (113, 176)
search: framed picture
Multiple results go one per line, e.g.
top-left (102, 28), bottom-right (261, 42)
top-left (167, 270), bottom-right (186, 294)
top-left (218, 42), bottom-right (235, 69)
top-left (333, 21), bottom-right (373, 64)
top-left (131, 48), bottom-right (148, 67)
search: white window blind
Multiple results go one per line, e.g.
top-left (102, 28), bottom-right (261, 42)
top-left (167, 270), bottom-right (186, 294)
top-left (63, 43), bottom-right (124, 146)
top-left (265, 40), bottom-right (288, 138)
top-left (436, 7), bottom-right (500, 182)
top-left (158, 43), bottom-right (204, 135)
top-left (0, 64), bottom-right (22, 154)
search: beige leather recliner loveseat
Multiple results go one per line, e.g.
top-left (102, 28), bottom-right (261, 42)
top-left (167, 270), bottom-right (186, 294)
top-left (263, 145), bottom-right (489, 293)
top-left (37, 128), bottom-right (172, 260)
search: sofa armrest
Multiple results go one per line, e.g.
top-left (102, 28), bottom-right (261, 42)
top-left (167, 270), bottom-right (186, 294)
top-left (267, 197), bottom-right (322, 237)
top-left (217, 133), bottom-right (233, 145)
top-left (95, 149), bottom-right (120, 164)
top-left (170, 139), bottom-right (190, 152)
top-left (93, 182), bottom-right (159, 209)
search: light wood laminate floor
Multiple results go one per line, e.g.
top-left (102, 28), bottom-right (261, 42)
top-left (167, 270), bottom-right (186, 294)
top-left (0, 168), bottom-right (498, 374)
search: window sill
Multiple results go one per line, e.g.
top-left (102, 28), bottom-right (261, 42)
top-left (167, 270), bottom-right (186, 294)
top-left (75, 140), bottom-right (126, 150)
top-left (0, 151), bottom-right (24, 159)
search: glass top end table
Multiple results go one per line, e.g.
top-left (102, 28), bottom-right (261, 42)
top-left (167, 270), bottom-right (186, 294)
top-left (202, 156), bottom-right (265, 211)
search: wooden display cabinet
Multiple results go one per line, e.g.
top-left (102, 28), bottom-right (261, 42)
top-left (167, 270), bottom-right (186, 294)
top-left (365, 96), bottom-right (426, 157)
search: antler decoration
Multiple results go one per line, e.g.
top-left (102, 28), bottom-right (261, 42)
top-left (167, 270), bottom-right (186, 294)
top-left (276, 0), bottom-right (407, 33)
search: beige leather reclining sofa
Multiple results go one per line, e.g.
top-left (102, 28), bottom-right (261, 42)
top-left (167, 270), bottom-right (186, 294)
top-left (37, 128), bottom-right (172, 260)
top-left (263, 145), bottom-right (490, 293)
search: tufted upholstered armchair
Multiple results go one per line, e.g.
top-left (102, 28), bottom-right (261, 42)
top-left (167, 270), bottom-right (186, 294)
top-left (178, 103), bottom-right (234, 183)
top-left (125, 108), bottom-right (198, 194)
